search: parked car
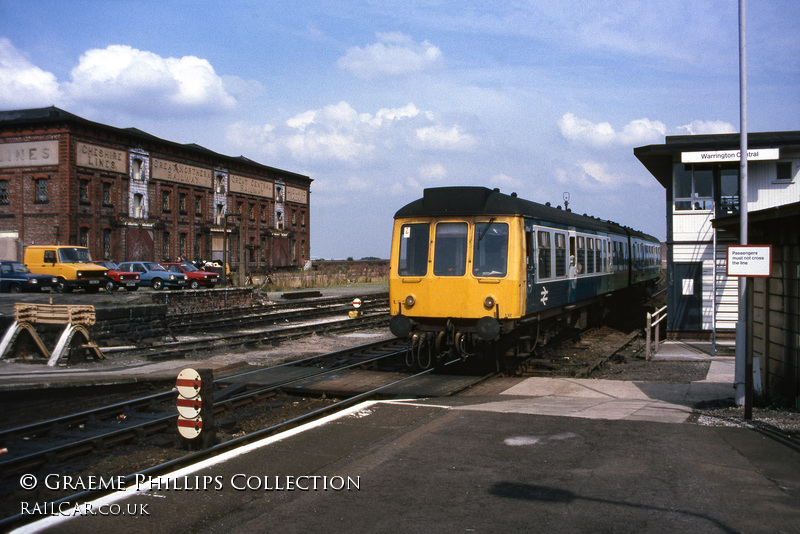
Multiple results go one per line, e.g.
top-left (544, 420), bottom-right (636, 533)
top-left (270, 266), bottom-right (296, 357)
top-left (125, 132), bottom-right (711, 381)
top-left (160, 262), bottom-right (219, 289)
top-left (116, 262), bottom-right (187, 290)
top-left (24, 245), bottom-right (107, 293)
top-left (0, 260), bottom-right (57, 293)
top-left (93, 260), bottom-right (141, 292)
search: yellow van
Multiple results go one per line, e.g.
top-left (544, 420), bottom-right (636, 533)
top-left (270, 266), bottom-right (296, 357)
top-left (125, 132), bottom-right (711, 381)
top-left (24, 245), bottom-right (108, 293)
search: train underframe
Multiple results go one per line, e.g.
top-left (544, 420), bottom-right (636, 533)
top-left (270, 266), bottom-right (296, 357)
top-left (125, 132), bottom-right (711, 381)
top-left (396, 284), bottom-right (655, 373)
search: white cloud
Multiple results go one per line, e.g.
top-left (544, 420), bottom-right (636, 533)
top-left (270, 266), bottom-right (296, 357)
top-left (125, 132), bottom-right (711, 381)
top-left (490, 173), bottom-right (524, 190)
top-left (226, 101), bottom-right (476, 166)
top-left (675, 120), bottom-right (736, 135)
top-left (419, 163), bottom-right (447, 181)
top-left (64, 45), bottom-right (236, 114)
top-left (559, 113), bottom-right (666, 147)
top-left (0, 38), bottom-right (61, 108)
top-left (337, 32), bottom-right (443, 79)
top-left (415, 124), bottom-right (476, 150)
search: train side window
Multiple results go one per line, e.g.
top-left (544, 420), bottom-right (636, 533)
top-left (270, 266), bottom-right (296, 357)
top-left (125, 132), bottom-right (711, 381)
top-left (555, 233), bottom-right (566, 277)
top-left (586, 238), bottom-right (595, 274)
top-left (398, 223), bottom-right (430, 276)
top-left (473, 222), bottom-right (508, 277)
top-left (434, 222), bottom-right (468, 276)
top-left (577, 237), bottom-right (585, 275)
top-left (594, 239), bottom-right (606, 273)
top-left (537, 231), bottom-right (551, 279)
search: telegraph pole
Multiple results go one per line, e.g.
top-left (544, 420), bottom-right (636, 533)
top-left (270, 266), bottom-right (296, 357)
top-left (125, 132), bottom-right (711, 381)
top-left (735, 0), bottom-right (751, 416)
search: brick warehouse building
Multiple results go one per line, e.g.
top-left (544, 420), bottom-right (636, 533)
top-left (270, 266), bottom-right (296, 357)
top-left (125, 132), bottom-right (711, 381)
top-left (0, 107), bottom-right (311, 273)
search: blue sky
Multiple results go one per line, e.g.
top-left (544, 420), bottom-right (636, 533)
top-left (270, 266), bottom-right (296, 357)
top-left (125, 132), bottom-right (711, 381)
top-left (1, 1), bottom-right (798, 259)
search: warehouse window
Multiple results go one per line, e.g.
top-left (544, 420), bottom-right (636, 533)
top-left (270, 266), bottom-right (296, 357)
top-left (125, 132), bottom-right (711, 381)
top-left (434, 222), bottom-right (468, 277)
top-left (195, 195), bottom-right (203, 216)
top-left (398, 223), bottom-right (429, 276)
top-left (35, 178), bottom-right (48, 203)
top-left (0, 181), bottom-right (8, 205)
top-left (79, 227), bottom-right (89, 247)
top-left (103, 229), bottom-right (111, 259)
top-left (132, 158), bottom-right (144, 181)
top-left (162, 190), bottom-right (171, 213)
top-left (179, 233), bottom-right (186, 259)
top-left (162, 232), bottom-right (170, 261)
top-left (474, 222), bottom-right (508, 278)
top-left (102, 182), bottom-right (111, 206)
top-left (79, 179), bottom-right (89, 204)
top-left (133, 194), bottom-right (144, 218)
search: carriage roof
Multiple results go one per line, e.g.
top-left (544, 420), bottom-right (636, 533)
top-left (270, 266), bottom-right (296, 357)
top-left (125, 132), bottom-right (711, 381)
top-left (394, 186), bottom-right (658, 243)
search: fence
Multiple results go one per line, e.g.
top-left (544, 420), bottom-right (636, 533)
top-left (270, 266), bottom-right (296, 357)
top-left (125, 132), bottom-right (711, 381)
top-left (255, 261), bottom-right (389, 290)
top-left (645, 305), bottom-right (667, 360)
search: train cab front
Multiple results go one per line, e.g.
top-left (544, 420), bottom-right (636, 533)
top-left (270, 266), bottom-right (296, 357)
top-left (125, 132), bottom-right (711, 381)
top-left (389, 213), bottom-right (524, 367)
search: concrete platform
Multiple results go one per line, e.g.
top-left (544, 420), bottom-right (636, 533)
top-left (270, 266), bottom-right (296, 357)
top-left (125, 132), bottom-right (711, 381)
top-left (18, 354), bottom-right (799, 533)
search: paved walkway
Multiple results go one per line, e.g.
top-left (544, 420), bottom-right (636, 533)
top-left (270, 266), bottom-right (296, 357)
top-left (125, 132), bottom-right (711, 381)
top-left (452, 341), bottom-right (736, 424)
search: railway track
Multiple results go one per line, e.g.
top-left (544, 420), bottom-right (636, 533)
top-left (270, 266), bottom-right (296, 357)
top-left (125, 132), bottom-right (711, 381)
top-left (104, 293), bottom-right (390, 360)
top-left (516, 325), bottom-right (644, 377)
top-left (0, 340), bottom-right (490, 531)
top-left (0, 338), bottom-right (410, 477)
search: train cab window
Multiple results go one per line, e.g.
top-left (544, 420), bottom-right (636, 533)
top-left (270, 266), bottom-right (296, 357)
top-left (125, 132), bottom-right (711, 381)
top-left (473, 222), bottom-right (508, 277)
top-left (398, 223), bottom-right (430, 276)
top-left (555, 233), bottom-right (567, 277)
top-left (537, 231), bottom-right (551, 279)
top-left (434, 222), bottom-right (468, 276)
top-left (586, 238), bottom-right (595, 274)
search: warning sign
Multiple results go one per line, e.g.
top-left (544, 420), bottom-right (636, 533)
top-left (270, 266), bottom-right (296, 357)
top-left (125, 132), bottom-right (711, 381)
top-left (727, 245), bottom-right (772, 277)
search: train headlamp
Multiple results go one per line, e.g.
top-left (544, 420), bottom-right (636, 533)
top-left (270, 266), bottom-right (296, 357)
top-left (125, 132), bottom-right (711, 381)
top-left (483, 296), bottom-right (496, 310)
top-left (404, 295), bottom-right (416, 308)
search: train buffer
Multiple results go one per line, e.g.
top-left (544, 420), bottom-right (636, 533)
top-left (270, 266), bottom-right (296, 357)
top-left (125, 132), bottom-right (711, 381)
top-left (0, 303), bottom-right (104, 366)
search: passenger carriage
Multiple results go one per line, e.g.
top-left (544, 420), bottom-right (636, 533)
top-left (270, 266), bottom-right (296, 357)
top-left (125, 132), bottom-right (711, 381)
top-left (389, 187), bottom-right (660, 368)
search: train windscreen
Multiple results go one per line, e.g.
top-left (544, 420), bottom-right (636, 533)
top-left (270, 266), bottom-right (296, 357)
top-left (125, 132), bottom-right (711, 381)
top-left (398, 223), bottom-right (429, 276)
top-left (433, 222), bottom-right (468, 276)
top-left (473, 222), bottom-right (508, 277)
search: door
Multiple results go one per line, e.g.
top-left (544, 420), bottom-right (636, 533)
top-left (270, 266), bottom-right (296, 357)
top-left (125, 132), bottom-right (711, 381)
top-left (126, 228), bottom-right (154, 262)
top-left (673, 262), bottom-right (703, 331)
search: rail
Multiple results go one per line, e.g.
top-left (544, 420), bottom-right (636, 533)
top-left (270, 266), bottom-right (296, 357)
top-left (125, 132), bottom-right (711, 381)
top-left (645, 305), bottom-right (667, 361)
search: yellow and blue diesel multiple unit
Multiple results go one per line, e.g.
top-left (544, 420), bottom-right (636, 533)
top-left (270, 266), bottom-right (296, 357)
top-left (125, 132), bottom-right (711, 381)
top-left (389, 187), bottom-right (660, 366)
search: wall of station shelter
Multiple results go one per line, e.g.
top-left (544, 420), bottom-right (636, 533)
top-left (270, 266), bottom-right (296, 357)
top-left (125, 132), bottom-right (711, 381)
top-left (0, 116), bottom-right (311, 273)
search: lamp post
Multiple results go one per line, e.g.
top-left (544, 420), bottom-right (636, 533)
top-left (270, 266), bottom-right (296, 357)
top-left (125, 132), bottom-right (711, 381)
top-left (221, 213), bottom-right (242, 287)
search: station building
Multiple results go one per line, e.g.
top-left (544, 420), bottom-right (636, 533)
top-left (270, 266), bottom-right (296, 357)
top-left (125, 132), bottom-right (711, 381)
top-left (636, 131), bottom-right (800, 407)
top-left (0, 107), bottom-right (311, 273)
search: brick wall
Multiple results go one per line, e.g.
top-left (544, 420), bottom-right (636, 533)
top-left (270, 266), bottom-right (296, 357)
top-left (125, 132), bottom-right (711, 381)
top-left (150, 287), bottom-right (259, 315)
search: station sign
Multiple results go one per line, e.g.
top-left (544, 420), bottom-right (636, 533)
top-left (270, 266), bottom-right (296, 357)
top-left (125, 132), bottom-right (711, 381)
top-left (681, 148), bottom-right (779, 164)
top-left (727, 245), bottom-right (772, 277)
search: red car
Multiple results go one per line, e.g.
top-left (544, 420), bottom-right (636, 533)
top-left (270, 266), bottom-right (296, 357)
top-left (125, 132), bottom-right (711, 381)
top-left (160, 262), bottom-right (219, 289)
top-left (93, 261), bottom-right (140, 292)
